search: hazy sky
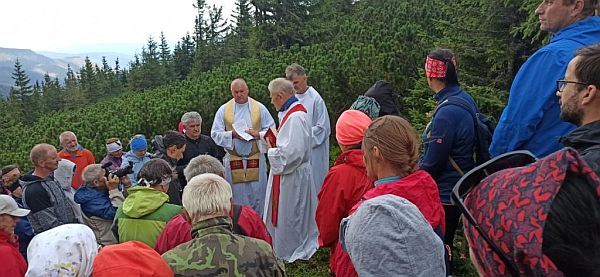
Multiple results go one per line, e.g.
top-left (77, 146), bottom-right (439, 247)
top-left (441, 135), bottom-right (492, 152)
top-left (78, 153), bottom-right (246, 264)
top-left (0, 0), bottom-right (235, 54)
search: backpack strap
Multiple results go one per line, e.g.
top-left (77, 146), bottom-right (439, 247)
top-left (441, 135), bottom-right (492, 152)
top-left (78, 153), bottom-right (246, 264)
top-left (231, 204), bottom-right (245, 235)
top-left (435, 96), bottom-right (478, 176)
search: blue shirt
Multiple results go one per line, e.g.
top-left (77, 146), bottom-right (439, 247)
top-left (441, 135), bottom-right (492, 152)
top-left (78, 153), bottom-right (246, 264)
top-left (490, 16), bottom-right (600, 158)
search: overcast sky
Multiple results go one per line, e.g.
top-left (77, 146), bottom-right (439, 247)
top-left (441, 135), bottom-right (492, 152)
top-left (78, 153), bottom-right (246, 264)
top-left (0, 0), bottom-right (235, 54)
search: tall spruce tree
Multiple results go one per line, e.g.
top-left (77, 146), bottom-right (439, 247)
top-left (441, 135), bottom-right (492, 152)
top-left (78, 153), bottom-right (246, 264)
top-left (9, 58), bottom-right (36, 123)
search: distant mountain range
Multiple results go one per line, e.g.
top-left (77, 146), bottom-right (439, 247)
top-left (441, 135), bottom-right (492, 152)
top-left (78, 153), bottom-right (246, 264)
top-left (0, 47), bottom-right (134, 98)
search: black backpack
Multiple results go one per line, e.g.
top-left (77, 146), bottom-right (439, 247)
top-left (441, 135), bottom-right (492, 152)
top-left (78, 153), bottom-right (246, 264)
top-left (436, 96), bottom-right (495, 167)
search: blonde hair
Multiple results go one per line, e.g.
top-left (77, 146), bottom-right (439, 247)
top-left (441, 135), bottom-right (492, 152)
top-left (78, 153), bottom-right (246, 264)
top-left (362, 116), bottom-right (420, 177)
top-left (182, 173), bottom-right (232, 223)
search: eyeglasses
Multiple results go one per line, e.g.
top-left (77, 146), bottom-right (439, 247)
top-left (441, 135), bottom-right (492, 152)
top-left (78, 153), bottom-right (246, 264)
top-left (556, 79), bottom-right (589, 92)
top-left (451, 150), bottom-right (537, 277)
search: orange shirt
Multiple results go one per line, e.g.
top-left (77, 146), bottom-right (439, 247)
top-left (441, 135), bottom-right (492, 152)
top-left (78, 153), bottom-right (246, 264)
top-left (58, 149), bottom-right (95, 189)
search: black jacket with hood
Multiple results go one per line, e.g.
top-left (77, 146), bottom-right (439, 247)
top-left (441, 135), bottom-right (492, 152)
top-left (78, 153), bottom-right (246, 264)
top-left (560, 120), bottom-right (600, 176)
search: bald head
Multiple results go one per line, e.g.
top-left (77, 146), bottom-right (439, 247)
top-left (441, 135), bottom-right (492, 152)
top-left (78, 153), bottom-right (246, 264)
top-left (230, 78), bottom-right (249, 104)
top-left (30, 144), bottom-right (57, 164)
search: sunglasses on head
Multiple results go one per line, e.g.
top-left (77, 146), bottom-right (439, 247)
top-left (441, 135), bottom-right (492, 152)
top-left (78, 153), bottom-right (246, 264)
top-left (451, 150), bottom-right (537, 277)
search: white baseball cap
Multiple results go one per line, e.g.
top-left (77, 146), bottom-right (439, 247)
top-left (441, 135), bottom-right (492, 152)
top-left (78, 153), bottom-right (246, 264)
top-left (0, 195), bottom-right (30, 217)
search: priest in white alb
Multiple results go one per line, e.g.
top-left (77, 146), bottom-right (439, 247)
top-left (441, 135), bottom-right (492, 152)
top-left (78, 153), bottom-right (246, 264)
top-left (263, 77), bottom-right (318, 262)
top-left (286, 63), bottom-right (331, 193)
top-left (211, 78), bottom-right (275, 215)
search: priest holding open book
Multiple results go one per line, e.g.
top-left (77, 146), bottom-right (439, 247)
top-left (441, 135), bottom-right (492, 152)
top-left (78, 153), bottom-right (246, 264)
top-left (263, 77), bottom-right (319, 262)
top-left (211, 78), bottom-right (275, 215)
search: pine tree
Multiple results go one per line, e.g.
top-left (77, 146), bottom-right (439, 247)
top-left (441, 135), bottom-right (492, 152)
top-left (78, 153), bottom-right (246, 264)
top-left (173, 33), bottom-right (195, 80)
top-left (9, 58), bottom-right (35, 123)
top-left (159, 32), bottom-right (177, 81)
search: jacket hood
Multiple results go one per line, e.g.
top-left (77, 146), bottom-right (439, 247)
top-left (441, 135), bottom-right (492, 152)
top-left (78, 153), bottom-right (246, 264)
top-left (122, 186), bottom-right (169, 218)
top-left (19, 173), bottom-right (45, 188)
top-left (334, 149), bottom-right (366, 169)
top-left (552, 16), bottom-right (600, 45)
top-left (560, 120), bottom-right (600, 150)
top-left (92, 241), bottom-right (173, 277)
top-left (123, 151), bottom-right (151, 162)
top-left (364, 80), bottom-right (400, 116)
top-left (341, 195), bottom-right (446, 276)
top-left (74, 185), bottom-right (107, 205)
top-left (54, 159), bottom-right (76, 190)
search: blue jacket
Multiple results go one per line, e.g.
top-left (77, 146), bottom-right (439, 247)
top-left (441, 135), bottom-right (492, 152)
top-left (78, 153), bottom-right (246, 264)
top-left (74, 185), bottom-right (118, 220)
top-left (120, 151), bottom-right (152, 186)
top-left (12, 196), bottom-right (33, 259)
top-left (490, 16), bottom-right (600, 158)
top-left (420, 85), bottom-right (476, 203)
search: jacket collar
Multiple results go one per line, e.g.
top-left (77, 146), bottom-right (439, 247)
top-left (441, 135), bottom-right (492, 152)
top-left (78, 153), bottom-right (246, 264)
top-left (434, 84), bottom-right (461, 103)
top-left (560, 120), bottom-right (600, 150)
top-left (191, 216), bottom-right (233, 238)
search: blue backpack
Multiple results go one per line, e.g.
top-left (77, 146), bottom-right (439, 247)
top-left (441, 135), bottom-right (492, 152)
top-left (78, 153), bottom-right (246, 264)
top-left (436, 96), bottom-right (495, 167)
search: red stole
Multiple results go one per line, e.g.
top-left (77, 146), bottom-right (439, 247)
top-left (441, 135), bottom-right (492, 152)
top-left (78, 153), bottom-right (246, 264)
top-left (272, 103), bottom-right (307, 226)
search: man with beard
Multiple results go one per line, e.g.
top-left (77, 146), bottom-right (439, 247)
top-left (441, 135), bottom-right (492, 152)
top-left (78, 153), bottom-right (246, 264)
top-left (557, 43), bottom-right (600, 175)
top-left (58, 131), bottom-right (96, 189)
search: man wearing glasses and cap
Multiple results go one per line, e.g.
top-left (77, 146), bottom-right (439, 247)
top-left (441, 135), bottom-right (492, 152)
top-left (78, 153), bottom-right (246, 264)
top-left (0, 194), bottom-right (30, 276)
top-left (557, 43), bottom-right (600, 176)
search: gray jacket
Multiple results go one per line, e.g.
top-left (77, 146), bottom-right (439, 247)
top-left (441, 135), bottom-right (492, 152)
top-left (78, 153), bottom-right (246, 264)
top-left (21, 174), bottom-right (80, 234)
top-left (340, 194), bottom-right (446, 277)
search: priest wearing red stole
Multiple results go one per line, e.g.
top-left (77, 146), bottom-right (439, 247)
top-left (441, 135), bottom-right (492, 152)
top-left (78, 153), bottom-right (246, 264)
top-left (263, 78), bottom-right (318, 262)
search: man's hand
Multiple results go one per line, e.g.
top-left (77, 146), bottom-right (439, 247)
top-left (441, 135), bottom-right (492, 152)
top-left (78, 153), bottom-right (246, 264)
top-left (119, 175), bottom-right (132, 188)
top-left (232, 130), bottom-right (241, 139)
top-left (245, 128), bottom-right (260, 140)
top-left (107, 174), bottom-right (120, 190)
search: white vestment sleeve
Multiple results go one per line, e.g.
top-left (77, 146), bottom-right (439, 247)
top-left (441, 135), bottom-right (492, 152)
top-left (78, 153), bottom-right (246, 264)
top-left (267, 113), bottom-right (311, 175)
top-left (259, 104), bottom-right (276, 154)
top-left (311, 96), bottom-right (331, 149)
top-left (210, 105), bottom-right (234, 150)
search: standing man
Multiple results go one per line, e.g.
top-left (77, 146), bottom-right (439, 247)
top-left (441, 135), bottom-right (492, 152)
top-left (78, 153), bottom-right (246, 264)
top-left (58, 131), bottom-right (96, 189)
top-left (286, 63), bottom-right (331, 192)
top-left (263, 78), bottom-right (318, 262)
top-left (177, 112), bottom-right (224, 188)
top-left (557, 43), bottom-right (600, 175)
top-left (490, 0), bottom-right (600, 158)
top-left (211, 79), bottom-right (275, 215)
top-left (21, 144), bottom-right (80, 234)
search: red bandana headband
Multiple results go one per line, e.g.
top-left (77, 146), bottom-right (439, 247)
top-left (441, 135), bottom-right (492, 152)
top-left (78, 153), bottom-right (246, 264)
top-left (464, 148), bottom-right (600, 276)
top-left (425, 56), bottom-right (456, 78)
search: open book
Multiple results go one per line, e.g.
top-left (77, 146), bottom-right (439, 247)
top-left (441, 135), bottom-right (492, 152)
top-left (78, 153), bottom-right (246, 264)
top-left (263, 127), bottom-right (278, 147)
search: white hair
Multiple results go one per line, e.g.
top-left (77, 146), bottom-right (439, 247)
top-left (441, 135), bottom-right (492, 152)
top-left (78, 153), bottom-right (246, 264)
top-left (82, 164), bottom-right (104, 184)
top-left (181, 112), bottom-right (202, 125)
top-left (182, 173), bottom-right (232, 223)
top-left (59, 131), bottom-right (76, 144)
top-left (268, 78), bottom-right (295, 96)
top-left (184, 155), bottom-right (225, 182)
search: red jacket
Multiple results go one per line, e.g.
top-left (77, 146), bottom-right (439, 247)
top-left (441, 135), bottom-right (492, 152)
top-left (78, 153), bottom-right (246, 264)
top-left (339, 170), bottom-right (446, 277)
top-left (58, 149), bottom-right (95, 189)
top-left (0, 231), bottom-right (27, 277)
top-left (316, 149), bottom-right (372, 276)
top-left (155, 205), bottom-right (272, 254)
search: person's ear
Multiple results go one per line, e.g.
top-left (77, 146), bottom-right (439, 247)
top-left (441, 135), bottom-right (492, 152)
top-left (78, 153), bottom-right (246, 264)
top-left (571, 0), bottom-right (585, 16)
top-left (229, 198), bottom-right (234, 217)
top-left (581, 84), bottom-right (598, 105)
top-left (372, 146), bottom-right (382, 160)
